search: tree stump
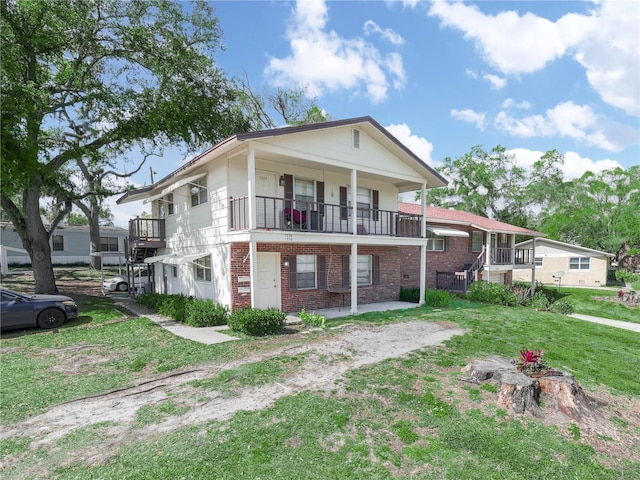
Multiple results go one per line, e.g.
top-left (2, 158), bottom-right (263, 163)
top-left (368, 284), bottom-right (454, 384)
top-left (461, 356), bottom-right (606, 422)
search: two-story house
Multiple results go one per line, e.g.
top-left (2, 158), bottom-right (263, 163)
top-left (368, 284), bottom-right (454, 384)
top-left (117, 117), bottom-right (447, 314)
top-left (398, 203), bottom-right (545, 292)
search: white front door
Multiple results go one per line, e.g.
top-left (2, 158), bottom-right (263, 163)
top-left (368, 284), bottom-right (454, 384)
top-left (255, 171), bottom-right (278, 229)
top-left (255, 252), bottom-right (281, 310)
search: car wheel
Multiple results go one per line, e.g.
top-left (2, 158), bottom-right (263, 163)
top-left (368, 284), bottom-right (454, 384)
top-left (116, 282), bottom-right (128, 292)
top-left (37, 308), bottom-right (66, 329)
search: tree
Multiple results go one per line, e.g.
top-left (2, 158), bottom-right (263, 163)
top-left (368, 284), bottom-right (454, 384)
top-left (422, 146), bottom-right (565, 228)
top-left (1, 0), bottom-right (250, 293)
top-left (537, 166), bottom-right (640, 256)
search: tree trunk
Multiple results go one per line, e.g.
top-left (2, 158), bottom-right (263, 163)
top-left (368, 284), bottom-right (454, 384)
top-left (23, 187), bottom-right (58, 294)
top-left (88, 202), bottom-right (102, 270)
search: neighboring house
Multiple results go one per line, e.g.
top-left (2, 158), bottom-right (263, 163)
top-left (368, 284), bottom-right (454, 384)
top-left (116, 117), bottom-right (447, 314)
top-left (397, 203), bottom-right (545, 292)
top-left (0, 223), bottom-right (128, 267)
top-left (512, 238), bottom-right (614, 287)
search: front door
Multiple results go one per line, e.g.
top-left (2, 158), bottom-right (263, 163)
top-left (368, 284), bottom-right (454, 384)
top-left (255, 171), bottom-right (278, 229)
top-left (255, 252), bottom-right (281, 310)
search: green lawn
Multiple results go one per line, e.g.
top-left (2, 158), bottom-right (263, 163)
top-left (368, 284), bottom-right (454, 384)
top-left (1, 286), bottom-right (639, 479)
top-left (556, 286), bottom-right (640, 324)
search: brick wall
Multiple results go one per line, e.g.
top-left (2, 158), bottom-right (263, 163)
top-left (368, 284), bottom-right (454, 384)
top-left (399, 225), bottom-right (485, 289)
top-left (230, 242), bottom-right (401, 313)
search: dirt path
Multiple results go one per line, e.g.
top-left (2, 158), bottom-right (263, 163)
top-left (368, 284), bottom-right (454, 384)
top-left (1, 321), bottom-right (464, 462)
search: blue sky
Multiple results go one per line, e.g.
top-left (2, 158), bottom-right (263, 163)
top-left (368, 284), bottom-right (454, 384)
top-left (111, 0), bottom-right (639, 226)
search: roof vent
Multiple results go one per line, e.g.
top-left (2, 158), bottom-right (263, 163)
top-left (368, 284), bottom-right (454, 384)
top-left (352, 129), bottom-right (360, 149)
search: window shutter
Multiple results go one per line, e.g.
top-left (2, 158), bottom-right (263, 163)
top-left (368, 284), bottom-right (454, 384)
top-left (372, 190), bottom-right (379, 221)
top-left (284, 174), bottom-right (293, 210)
top-left (288, 255), bottom-right (297, 290)
top-left (317, 181), bottom-right (325, 215)
top-left (373, 255), bottom-right (381, 285)
top-left (444, 236), bottom-right (449, 252)
top-left (317, 255), bottom-right (327, 290)
top-left (342, 255), bottom-right (350, 288)
top-left (340, 186), bottom-right (348, 220)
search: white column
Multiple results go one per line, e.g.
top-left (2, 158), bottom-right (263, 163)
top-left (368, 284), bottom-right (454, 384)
top-left (419, 183), bottom-right (427, 306)
top-left (350, 169), bottom-right (358, 235)
top-left (486, 232), bottom-right (492, 266)
top-left (350, 242), bottom-right (358, 314)
top-left (247, 145), bottom-right (256, 230)
top-left (531, 237), bottom-right (537, 294)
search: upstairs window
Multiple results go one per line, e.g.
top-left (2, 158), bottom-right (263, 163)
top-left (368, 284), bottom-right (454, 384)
top-left (471, 231), bottom-right (483, 252)
top-left (294, 178), bottom-right (315, 210)
top-left (52, 235), bottom-right (64, 251)
top-left (426, 231), bottom-right (445, 251)
top-left (100, 236), bottom-right (119, 252)
top-left (569, 257), bottom-right (590, 270)
top-left (190, 177), bottom-right (208, 207)
top-left (167, 193), bottom-right (175, 215)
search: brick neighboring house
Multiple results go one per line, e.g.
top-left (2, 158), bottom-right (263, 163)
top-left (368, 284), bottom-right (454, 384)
top-left (116, 117), bottom-right (447, 314)
top-left (398, 203), bottom-right (545, 292)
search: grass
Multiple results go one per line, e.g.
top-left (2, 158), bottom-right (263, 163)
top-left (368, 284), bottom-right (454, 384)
top-left (555, 286), bottom-right (640, 324)
top-left (1, 271), bottom-right (639, 478)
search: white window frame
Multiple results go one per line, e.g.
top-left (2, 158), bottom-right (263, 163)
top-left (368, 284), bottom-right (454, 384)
top-left (357, 254), bottom-right (372, 286)
top-left (190, 177), bottom-right (208, 207)
top-left (347, 187), bottom-right (372, 219)
top-left (569, 257), bottom-right (590, 270)
top-left (534, 257), bottom-right (543, 267)
top-left (471, 231), bottom-right (483, 253)
top-left (426, 232), bottom-right (445, 251)
top-left (52, 234), bottom-right (64, 251)
top-left (193, 255), bottom-right (212, 281)
top-left (295, 254), bottom-right (316, 290)
top-left (167, 193), bottom-right (175, 215)
top-left (100, 236), bottom-right (119, 252)
top-left (294, 177), bottom-right (315, 210)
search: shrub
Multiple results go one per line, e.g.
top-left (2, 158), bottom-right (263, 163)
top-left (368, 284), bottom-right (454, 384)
top-left (529, 290), bottom-right (551, 310)
top-left (299, 308), bottom-right (326, 329)
top-left (510, 283), bottom-right (532, 306)
top-left (424, 288), bottom-right (450, 307)
top-left (550, 300), bottom-right (574, 315)
top-left (467, 281), bottom-right (516, 306)
top-left (399, 286), bottom-right (420, 303)
top-left (185, 299), bottom-right (229, 327)
top-left (228, 307), bottom-right (286, 336)
top-left (158, 294), bottom-right (192, 322)
top-left (615, 270), bottom-right (640, 283)
top-left (136, 292), bottom-right (163, 310)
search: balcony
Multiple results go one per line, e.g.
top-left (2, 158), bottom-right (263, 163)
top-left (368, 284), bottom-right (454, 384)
top-left (127, 217), bottom-right (166, 250)
top-left (489, 247), bottom-right (533, 265)
top-left (230, 196), bottom-right (422, 238)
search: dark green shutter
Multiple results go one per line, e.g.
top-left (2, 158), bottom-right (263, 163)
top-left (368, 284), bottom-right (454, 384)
top-left (340, 187), bottom-right (348, 220)
top-left (373, 255), bottom-right (380, 285)
top-left (342, 255), bottom-right (350, 288)
top-left (317, 255), bottom-right (327, 290)
top-left (288, 255), bottom-right (297, 290)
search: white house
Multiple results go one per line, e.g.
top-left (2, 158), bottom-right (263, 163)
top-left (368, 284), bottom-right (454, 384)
top-left (116, 117), bottom-right (447, 314)
top-left (512, 238), bottom-right (614, 287)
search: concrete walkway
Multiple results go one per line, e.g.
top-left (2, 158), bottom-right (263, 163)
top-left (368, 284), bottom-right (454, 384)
top-left (568, 313), bottom-right (640, 332)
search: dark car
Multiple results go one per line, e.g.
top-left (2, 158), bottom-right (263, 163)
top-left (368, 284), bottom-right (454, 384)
top-left (0, 287), bottom-right (78, 330)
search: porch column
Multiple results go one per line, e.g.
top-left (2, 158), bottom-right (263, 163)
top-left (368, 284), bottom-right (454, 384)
top-left (510, 234), bottom-right (516, 266)
top-left (351, 169), bottom-right (358, 235)
top-left (247, 145), bottom-right (256, 230)
top-left (350, 242), bottom-right (358, 314)
top-left (419, 183), bottom-right (427, 306)
top-left (486, 232), bottom-right (492, 266)
top-left (249, 240), bottom-right (258, 307)
top-left (531, 237), bottom-right (537, 294)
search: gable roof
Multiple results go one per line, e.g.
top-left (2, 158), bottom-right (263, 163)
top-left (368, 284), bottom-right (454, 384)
top-left (515, 237), bottom-right (614, 257)
top-left (118, 116), bottom-right (447, 204)
top-left (398, 203), bottom-right (544, 236)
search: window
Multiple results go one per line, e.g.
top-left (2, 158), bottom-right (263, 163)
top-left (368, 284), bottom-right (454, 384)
top-left (167, 193), bottom-right (174, 215)
top-left (534, 257), bottom-right (543, 267)
top-left (52, 235), bottom-right (64, 251)
top-left (294, 178), bottom-right (314, 209)
top-left (569, 257), bottom-right (590, 270)
top-left (193, 255), bottom-right (212, 281)
top-left (426, 231), bottom-right (445, 251)
top-left (100, 236), bottom-right (119, 252)
top-left (352, 128), bottom-right (360, 148)
top-left (172, 265), bottom-right (177, 278)
top-left (343, 255), bottom-right (379, 287)
top-left (471, 231), bottom-right (483, 252)
top-left (295, 255), bottom-right (316, 289)
top-left (190, 177), bottom-right (208, 207)
top-left (347, 187), bottom-right (371, 218)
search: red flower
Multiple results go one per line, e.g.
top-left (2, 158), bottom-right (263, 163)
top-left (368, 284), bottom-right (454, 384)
top-left (519, 349), bottom-right (543, 365)
top-left (618, 290), bottom-right (624, 297)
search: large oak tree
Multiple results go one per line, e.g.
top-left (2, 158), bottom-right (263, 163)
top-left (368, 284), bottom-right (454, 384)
top-left (1, 0), bottom-right (249, 293)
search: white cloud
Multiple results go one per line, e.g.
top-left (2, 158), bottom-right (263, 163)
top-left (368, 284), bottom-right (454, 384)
top-left (502, 98), bottom-right (531, 110)
top-left (507, 147), bottom-right (623, 181)
top-left (450, 108), bottom-right (486, 130)
top-left (385, 123), bottom-right (435, 166)
top-left (483, 73), bottom-right (506, 89)
top-left (363, 20), bottom-right (405, 46)
top-left (265, 0), bottom-right (405, 103)
top-left (495, 101), bottom-right (635, 151)
top-left (428, 0), bottom-right (639, 116)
